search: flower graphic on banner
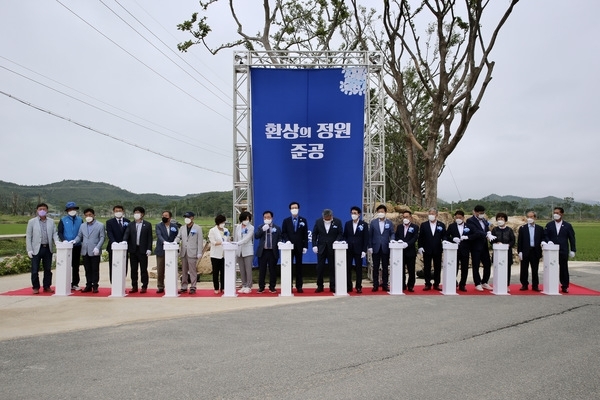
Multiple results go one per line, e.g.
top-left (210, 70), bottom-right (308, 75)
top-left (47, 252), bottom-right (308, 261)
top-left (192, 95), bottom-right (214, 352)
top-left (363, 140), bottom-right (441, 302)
top-left (339, 67), bottom-right (366, 95)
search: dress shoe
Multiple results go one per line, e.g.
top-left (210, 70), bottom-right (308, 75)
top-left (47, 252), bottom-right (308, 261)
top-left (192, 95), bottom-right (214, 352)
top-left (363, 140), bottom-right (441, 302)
top-left (156, 288), bottom-right (164, 294)
top-left (179, 288), bottom-right (187, 294)
top-left (296, 288), bottom-right (304, 293)
top-left (32, 288), bottom-right (39, 294)
top-left (329, 287), bottom-right (335, 293)
top-left (315, 287), bottom-right (324, 293)
top-left (562, 287), bottom-right (569, 294)
top-left (257, 288), bottom-right (265, 294)
top-left (408, 287), bottom-right (414, 292)
top-left (532, 286), bottom-right (541, 292)
top-left (140, 288), bottom-right (147, 294)
top-left (433, 285), bottom-right (442, 291)
top-left (371, 287), bottom-right (378, 292)
top-left (43, 287), bottom-right (55, 293)
top-left (92, 288), bottom-right (99, 293)
top-left (82, 287), bottom-right (92, 293)
top-left (347, 288), bottom-right (353, 293)
top-left (269, 289), bottom-right (277, 294)
top-left (381, 286), bottom-right (389, 292)
top-left (519, 286), bottom-right (528, 291)
top-left (356, 288), bottom-right (362, 294)
top-left (458, 286), bottom-right (467, 292)
top-left (189, 288), bottom-right (196, 295)
top-left (128, 288), bottom-right (138, 293)
top-left (423, 286), bottom-right (431, 291)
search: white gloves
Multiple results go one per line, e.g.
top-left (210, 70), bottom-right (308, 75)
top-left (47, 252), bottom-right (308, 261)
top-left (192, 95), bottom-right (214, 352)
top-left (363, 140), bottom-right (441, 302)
top-left (361, 252), bottom-right (366, 259)
top-left (28, 251), bottom-right (34, 258)
top-left (367, 248), bottom-right (373, 254)
top-left (312, 246), bottom-right (318, 254)
top-left (119, 241), bottom-right (127, 245)
top-left (453, 237), bottom-right (461, 244)
top-left (418, 248), bottom-right (424, 255)
top-left (93, 248), bottom-right (99, 256)
top-left (442, 240), bottom-right (451, 245)
top-left (302, 248), bottom-right (307, 254)
top-left (461, 236), bottom-right (469, 240)
top-left (197, 253), bottom-right (202, 258)
top-left (486, 232), bottom-right (496, 241)
top-left (146, 250), bottom-right (152, 256)
top-left (397, 240), bottom-right (404, 244)
top-left (69, 240), bottom-right (77, 244)
top-left (262, 224), bottom-right (270, 232)
top-left (569, 251), bottom-right (575, 258)
top-left (518, 252), bottom-right (523, 260)
top-left (390, 240), bottom-right (398, 244)
top-left (548, 241), bottom-right (554, 245)
top-left (285, 241), bottom-right (292, 245)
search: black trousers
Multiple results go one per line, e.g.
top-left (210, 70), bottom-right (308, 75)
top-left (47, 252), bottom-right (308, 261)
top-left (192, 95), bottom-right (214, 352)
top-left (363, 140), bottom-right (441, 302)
top-left (372, 249), bottom-right (389, 289)
top-left (71, 244), bottom-right (82, 287)
top-left (82, 254), bottom-right (101, 289)
top-left (558, 253), bottom-right (570, 289)
top-left (404, 254), bottom-right (417, 290)
top-left (210, 257), bottom-right (225, 291)
top-left (423, 252), bottom-right (442, 287)
top-left (258, 249), bottom-right (278, 290)
top-left (129, 251), bottom-right (149, 289)
top-left (316, 246), bottom-right (335, 289)
top-left (456, 251), bottom-right (470, 288)
top-left (471, 248), bottom-right (491, 285)
top-left (346, 251), bottom-right (363, 290)
top-left (291, 246), bottom-right (304, 289)
top-left (520, 250), bottom-right (541, 288)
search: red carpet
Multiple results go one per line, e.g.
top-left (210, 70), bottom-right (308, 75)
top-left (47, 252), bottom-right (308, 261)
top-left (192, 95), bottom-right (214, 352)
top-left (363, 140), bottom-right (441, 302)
top-left (2, 284), bottom-right (599, 297)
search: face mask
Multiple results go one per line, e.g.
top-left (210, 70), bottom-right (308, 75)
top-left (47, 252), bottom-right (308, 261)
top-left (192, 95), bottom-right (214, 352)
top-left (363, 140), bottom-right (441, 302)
top-left (114, 212), bottom-right (123, 219)
top-left (264, 219), bottom-right (272, 225)
top-left (351, 214), bottom-right (359, 221)
top-left (290, 209), bottom-right (299, 216)
top-left (219, 223), bottom-right (225, 229)
top-left (553, 213), bottom-right (561, 221)
top-left (183, 218), bottom-right (191, 225)
top-left (497, 220), bottom-right (505, 227)
top-left (162, 217), bottom-right (170, 224)
top-left (478, 213), bottom-right (485, 220)
top-left (242, 220), bottom-right (249, 226)
top-left (68, 210), bottom-right (77, 217)
top-left (85, 216), bottom-right (94, 223)
top-left (134, 213), bottom-right (142, 221)
top-left (527, 218), bottom-right (534, 225)
top-left (377, 212), bottom-right (385, 219)
top-left (38, 210), bottom-right (47, 217)
top-left (403, 218), bottom-right (410, 225)
top-left (455, 218), bottom-right (463, 225)
top-left (428, 215), bottom-right (436, 222)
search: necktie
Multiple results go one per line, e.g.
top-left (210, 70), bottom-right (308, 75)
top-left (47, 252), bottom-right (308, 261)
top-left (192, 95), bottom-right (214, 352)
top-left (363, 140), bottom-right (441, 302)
top-left (293, 218), bottom-right (297, 232)
top-left (119, 219), bottom-right (123, 228)
top-left (266, 228), bottom-right (272, 249)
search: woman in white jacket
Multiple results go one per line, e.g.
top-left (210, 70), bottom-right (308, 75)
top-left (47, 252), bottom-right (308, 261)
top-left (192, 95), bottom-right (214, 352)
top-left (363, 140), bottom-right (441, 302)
top-left (208, 214), bottom-right (229, 294)
top-left (234, 211), bottom-right (254, 293)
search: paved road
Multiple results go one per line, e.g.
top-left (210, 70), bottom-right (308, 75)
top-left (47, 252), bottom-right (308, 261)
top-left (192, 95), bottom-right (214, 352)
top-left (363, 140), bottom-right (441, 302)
top-left (1, 262), bottom-right (599, 399)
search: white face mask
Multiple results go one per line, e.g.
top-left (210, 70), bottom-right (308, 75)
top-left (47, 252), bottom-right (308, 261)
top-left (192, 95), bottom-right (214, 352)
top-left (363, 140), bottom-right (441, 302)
top-left (68, 210), bottom-right (77, 217)
top-left (85, 216), bottom-right (93, 223)
top-left (219, 223), bottom-right (225, 229)
top-left (242, 220), bottom-right (249, 226)
top-left (351, 214), bottom-right (359, 221)
top-left (428, 215), bottom-right (436, 222)
top-left (290, 209), bottom-right (299, 216)
top-left (527, 218), bottom-right (534, 225)
top-left (184, 218), bottom-right (192, 225)
top-left (377, 212), bottom-right (385, 219)
top-left (264, 219), bottom-right (272, 225)
top-left (455, 218), bottom-right (463, 225)
top-left (497, 220), bottom-right (506, 227)
top-left (134, 213), bottom-right (142, 221)
top-left (403, 218), bottom-right (410, 225)
top-left (553, 213), bottom-right (561, 221)
top-left (114, 211), bottom-right (123, 219)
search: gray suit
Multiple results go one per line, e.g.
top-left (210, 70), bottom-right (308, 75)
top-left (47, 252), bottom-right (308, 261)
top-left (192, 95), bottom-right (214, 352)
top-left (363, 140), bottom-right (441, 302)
top-left (26, 216), bottom-right (59, 290)
top-left (75, 220), bottom-right (105, 290)
top-left (176, 224), bottom-right (204, 290)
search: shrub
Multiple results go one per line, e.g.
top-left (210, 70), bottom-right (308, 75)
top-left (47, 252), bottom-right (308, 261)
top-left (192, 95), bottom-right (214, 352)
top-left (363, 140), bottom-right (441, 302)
top-left (0, 254), bottom-right (32, 276)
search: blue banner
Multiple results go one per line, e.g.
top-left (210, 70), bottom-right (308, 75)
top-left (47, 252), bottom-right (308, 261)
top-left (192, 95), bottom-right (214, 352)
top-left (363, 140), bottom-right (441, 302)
top-left (250, 67), bottom-right (365, 263)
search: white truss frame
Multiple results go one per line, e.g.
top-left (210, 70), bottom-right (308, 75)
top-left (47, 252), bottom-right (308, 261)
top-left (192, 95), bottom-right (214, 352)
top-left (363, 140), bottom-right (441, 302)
top-left (232, 50), bottom-right (385, 220)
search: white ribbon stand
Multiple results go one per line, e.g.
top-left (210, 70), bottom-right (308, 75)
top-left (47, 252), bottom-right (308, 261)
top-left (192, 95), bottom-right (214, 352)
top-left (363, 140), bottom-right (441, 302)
top-left (542, 243), bottom-right (561, 295)
top-left (278, 241), bottom-right (294, 297)
top-left (109, 242), bottom-right (128, 297)
top-left (333, 242), bottom-right (349, 297)
top-left (442, 242), bottom-right (458, 296)
top-left (222, 242), bottom-right (238, 297)
top-left (163, 243), bottom-right (180, 298)
top-left (492, 243), bottom-right (510, 295)
top-left (389, 241), bottom-right (407, 295)
top-left (53, 241), bottom-right (73, 296)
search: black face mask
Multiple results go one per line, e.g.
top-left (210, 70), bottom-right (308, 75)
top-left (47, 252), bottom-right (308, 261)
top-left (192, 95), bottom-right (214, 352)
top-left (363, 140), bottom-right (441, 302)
top-left (162, 217), bottom-right (169, 223)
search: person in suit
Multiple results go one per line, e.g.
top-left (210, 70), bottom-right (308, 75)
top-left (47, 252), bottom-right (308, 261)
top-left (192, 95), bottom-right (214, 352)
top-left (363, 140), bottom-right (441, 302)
top-left (105, 205), bottom-right (130, 284)
top-left (281, 201), bottom-right (309, 293)
top-left (343, 206), bottom-right (369, 293)
top-left (418, 208), bottom-right (447, 291)
top-left (155, 210), bottom-right (179, 294)
top-left (466, 205), bottom-right (493, 291)
top-left (395, 210), bottom-right (420, 292)
top-left (208, 214), bottom-right (230, 294)
top-left (234, 211), bottom-right (254, 294)
top-left (122, 206), bottom-right (153, 294)
top-left (517, 211), bottom-right (544, 291)
top-left (368, 204), bottom-right (395, 292)
top-left (255, 210), bottom-right (282, 293)
top-left (543, 207), bottom-right (576, 293)
top-left (445, 210), bottom-right (471, 292)
top-left (57, 201), bottom-right (83, 291)
top-left (26, 203), bottom-right (59, 294)
top-left (175, 211), bottom-right (204, 295)
top-left (73, 208), bottom-right (105, 293)
top-left (312, 209), bottom-right (344, 293)
top-left (490, 212), bottom-right (516, 289)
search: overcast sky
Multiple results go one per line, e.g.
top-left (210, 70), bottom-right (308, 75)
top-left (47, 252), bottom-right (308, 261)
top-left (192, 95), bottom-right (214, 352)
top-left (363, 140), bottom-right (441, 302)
top-left (1, 1), bottom-right (598, 204)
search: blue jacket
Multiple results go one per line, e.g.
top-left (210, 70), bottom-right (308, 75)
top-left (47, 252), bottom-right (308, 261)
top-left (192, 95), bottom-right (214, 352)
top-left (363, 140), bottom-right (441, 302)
top-left (58, 215), bottom-right (83, 243)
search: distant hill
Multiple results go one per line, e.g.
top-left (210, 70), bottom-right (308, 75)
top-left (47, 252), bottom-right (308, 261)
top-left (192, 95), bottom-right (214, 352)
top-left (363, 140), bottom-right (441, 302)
top-left (480, 193), bottom-right (565, 206)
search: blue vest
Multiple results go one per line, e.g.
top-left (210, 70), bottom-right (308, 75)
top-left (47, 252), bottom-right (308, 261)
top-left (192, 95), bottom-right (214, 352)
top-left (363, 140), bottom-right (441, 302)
top-left (61, 215), bottom-right (83, 241)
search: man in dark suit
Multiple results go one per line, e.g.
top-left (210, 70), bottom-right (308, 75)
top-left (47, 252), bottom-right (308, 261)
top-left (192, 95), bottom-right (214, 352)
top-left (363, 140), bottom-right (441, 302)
top-left (312, 209), bottom-right (343, 293)
top-left (445, 210), bottom-right (472, 292)
top-left (105, 205), bottom-right (130, 283)
top-left (368, 204), bottom-right (395, 292)
top-left (255, 210), bottom-right (282, 294)
top-left (343, 206), bottom-right (369, 293)
top-left (418, 208), bottom-right (446, 291)
top-left (395, 210), bottom-right (419, 292)
top-left (543, 207), bottom-right (576, 293)
top-left (155, 210), bottom-right (179, 294)
top-left (517, 211), bottom-right (544, 291)
top-left (122, 206), bottom-right (153, 294)
top-left (465, 205), bottom-right (493, 291)
top-left (281, 201), bottom-right (309, 293)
